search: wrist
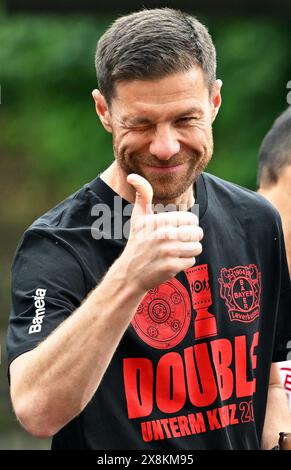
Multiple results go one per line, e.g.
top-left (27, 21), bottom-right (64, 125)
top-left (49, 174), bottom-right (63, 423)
top-left (110, 256), bottom-right (147, 299)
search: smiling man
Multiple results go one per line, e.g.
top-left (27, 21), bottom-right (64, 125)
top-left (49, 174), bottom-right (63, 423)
top-left (6, 8), bottom-right (291, 450)
top-left (93, 67), bottom-right (219, 208)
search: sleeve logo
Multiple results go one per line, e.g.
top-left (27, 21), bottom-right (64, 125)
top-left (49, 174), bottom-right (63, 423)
top-left (28, 288), bottom-right (47, 334)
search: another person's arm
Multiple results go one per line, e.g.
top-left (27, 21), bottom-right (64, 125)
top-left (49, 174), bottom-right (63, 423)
top-left (261, 363), bottom-right (291, 449)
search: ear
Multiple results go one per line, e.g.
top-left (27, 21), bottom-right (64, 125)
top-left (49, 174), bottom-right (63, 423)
top-left (210, 79), bottom-right (222, 123)
top-left (91, 89), bottom-right (112, 132)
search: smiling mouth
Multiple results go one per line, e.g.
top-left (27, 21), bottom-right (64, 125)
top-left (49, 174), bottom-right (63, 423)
top-left (144, 162), bottom-right (187, 172)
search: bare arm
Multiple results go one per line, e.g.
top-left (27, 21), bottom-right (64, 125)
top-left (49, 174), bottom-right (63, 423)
top-left (10, 259), bottom-right (145, 438)
top-left (261, 363), bottom-right (291, 449)
top-left (10, 174), bottom-right (202, 438)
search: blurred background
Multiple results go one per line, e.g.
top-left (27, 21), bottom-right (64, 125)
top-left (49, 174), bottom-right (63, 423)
top-left (0, 0), bottom-right (291, 449)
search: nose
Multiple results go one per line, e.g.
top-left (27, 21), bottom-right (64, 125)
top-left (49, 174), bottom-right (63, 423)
top-left (149, 125), bottom-right (180, 160)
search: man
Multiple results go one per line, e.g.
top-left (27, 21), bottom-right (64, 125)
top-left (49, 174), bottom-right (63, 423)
top-left (6, 8), bottom-right (291, 450)
top-left (257, 107), bottom-right (291, 413)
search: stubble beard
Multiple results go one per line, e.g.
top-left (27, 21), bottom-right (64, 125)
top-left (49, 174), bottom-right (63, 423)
top-left (113, 134), bottom-right (213, 205)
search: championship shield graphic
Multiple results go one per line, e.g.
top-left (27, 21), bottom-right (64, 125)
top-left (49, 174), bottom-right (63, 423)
top-left (131, 278), bottom-right (191, 349)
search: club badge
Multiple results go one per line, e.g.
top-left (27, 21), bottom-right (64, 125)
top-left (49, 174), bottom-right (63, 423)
top-left (219, 264), bottom-right (261, 323)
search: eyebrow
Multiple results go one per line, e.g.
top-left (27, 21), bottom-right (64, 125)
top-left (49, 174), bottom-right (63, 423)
top-left (121, 106), bottom-right (203, 126)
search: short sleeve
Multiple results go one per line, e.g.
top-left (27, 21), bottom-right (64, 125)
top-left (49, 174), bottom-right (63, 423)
top-left (6, 229), bottom-right (87, 367)
top-left (272, 228), bottom-right (291, 362)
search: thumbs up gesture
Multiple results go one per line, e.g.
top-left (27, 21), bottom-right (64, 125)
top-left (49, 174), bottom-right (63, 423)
top-left (120, 173), bottom-right (203, 293)
top-left (127, 173), bottom-right (154, 217)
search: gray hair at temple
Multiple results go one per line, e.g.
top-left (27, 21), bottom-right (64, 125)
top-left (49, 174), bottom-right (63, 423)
top-left (95, 8), bottom-right (217, 106)
top-left (257, 107), bottom-right (291, 189)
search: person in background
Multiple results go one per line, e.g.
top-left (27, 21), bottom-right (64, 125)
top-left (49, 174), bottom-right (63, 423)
top-left (257, 107), bottom-right (291, 446)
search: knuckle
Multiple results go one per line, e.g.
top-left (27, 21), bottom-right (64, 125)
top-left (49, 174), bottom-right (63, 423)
top-left (178, 226), bottom-right (194, 242)
top-left (182, 257), bottom-right (196, 270)
top-left (164, 259), bottom-right (177, 275)
top-left (163, 227), bottom-right (176, 240)
top-left (161, 243), bottom-right (172, 258)
top-left (181, 211), bottom-right (198, 225)
top-left (154, 228), bottom-right (166, 240)
top-left (187, 256), bottom-right (196, 267)
top-left (197, 226), bottom-right (204, 241)
top-left (191, 226), bottom-right (203, 242)
top-left (194, 242), bottom-right (203, 255)
top-left (190, 212), bottom-right (199, 225)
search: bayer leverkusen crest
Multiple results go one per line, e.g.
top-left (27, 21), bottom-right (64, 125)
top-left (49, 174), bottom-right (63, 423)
top-left (219, 264), bottom-right (261, 323)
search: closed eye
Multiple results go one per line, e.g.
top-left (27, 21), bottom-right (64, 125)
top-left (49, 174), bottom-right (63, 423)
top-left (130, 125), bottom-right (153, 132)
top-left (176, 117), bottom-right (198, 124)
top-left (121, 123), bottom-right (152, 132)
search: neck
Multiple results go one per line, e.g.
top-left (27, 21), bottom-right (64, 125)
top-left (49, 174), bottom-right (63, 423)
top-left (100, 161), bottom-right (195, 210)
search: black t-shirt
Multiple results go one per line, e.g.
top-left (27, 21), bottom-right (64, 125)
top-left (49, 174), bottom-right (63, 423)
top-left (6, 172), bottom-right (291, 450)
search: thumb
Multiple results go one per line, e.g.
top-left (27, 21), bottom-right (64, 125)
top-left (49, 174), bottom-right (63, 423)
top-left (127, 173), bottom-right (153, 216)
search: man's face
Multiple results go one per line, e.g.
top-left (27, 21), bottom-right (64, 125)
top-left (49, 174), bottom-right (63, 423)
top-left (95, 67), bottom-right (221, 203)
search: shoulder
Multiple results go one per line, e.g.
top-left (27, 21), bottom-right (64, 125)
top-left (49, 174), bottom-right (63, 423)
top-left (13, 181), bottom-right (100, 267)
top-left (29, 182), bottom-right (98, 232)
top-left (202, 172), bottom-right (282, 224)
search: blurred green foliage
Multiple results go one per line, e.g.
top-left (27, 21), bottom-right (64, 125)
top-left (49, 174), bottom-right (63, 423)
top-left (1, 11), bottom-right (290, 203)
top-left (0, 8), bottom-right (291, 447)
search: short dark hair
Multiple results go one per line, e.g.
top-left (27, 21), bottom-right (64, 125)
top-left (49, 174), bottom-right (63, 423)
top-left (95, 8), bottom-right (216, 105)
top-left (257, 106), bottom-right (291, 188)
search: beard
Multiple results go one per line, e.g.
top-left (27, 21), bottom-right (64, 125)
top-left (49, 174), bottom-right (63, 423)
top-left (113, 134), bottom-right (213, 204)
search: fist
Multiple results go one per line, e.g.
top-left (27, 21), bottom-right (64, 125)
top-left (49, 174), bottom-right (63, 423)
top-left (120, 173), bottom-right (203, 293)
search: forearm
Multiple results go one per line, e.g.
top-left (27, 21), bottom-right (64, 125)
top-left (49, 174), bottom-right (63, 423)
top-left (10, 184), bottom-right (203, 438)
top-left (261, 367), bottom-right (291, 449)
top-left (10, 257), bottom-right (145, 437)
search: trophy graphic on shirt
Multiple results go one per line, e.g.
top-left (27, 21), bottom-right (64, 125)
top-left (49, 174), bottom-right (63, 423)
top-left (185, 264), bottom-right (217, 340)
